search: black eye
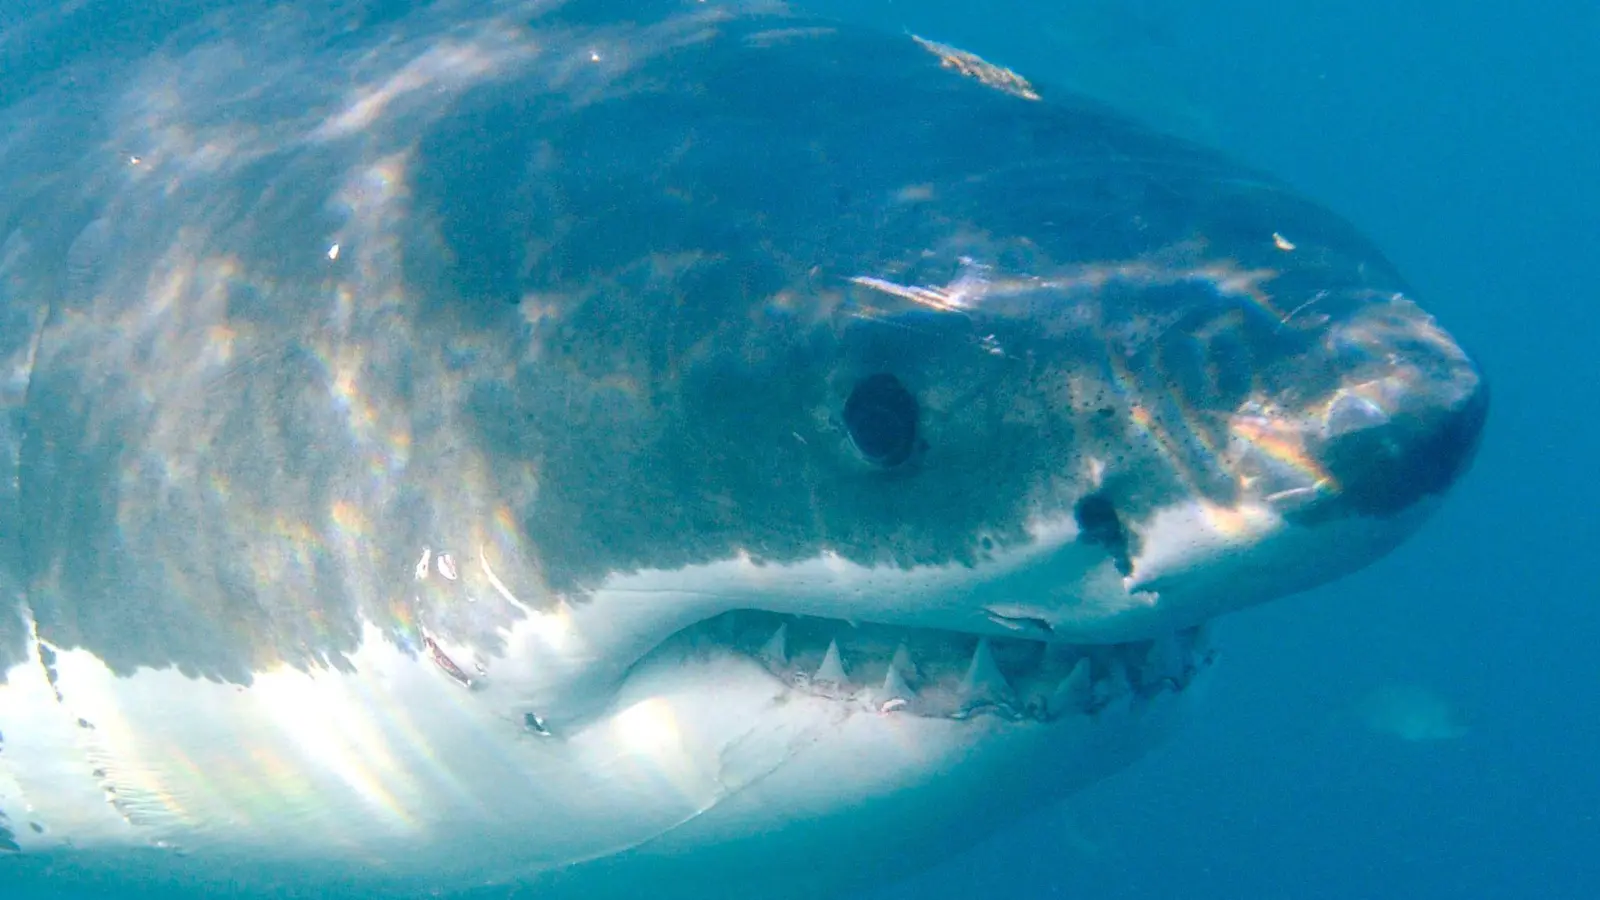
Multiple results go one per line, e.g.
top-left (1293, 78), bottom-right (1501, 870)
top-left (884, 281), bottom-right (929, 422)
top-left (843, 373), bottom-right (919, 467)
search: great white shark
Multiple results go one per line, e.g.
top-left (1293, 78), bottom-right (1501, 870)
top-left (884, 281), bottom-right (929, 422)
top-left (0, 0), bottom-right (1486, 896)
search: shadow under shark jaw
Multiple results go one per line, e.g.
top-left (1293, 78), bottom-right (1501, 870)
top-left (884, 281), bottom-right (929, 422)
top-left (687, 610), bottom-right (1214, 723)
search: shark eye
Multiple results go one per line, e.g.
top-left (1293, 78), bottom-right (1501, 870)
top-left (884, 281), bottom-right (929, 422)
top-left (843, 373), bottom-right (919, 467)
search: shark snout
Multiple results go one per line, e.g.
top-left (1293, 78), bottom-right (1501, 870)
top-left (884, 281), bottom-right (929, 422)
top-left (1298, 312), bottom-right (1488, 524)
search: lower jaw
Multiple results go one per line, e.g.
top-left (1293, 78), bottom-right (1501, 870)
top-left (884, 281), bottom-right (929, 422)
top-left (683, 610), bottom-right (1215, 723)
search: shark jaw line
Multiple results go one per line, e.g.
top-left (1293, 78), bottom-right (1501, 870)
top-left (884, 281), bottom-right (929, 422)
top-left (675, 610), bottom-right (1214, 724)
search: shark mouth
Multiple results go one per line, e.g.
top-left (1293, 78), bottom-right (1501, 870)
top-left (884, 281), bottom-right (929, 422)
top-left (688, 611), bottom-right (1215, 722)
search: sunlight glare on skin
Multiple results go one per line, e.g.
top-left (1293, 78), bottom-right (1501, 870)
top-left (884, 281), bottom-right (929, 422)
top-left (35, 645), bottom-right (195, 827)
top-left (612, 698), bottom-right (683, 758)
top-left (1230, 410), bottom-right (1335, 489)
top-left (312, 30), bottom-right (537, 141)
top-left (1129, 498), bottom-right (1281, 588)
top-left (608, 697), bottom-right (724, 812)
top-left (248, 659), bottom-right (421, 832)
top-left (479, 545), bottom-right (578, 651)
top-left (1197, 500), bottom-right (1275, 539)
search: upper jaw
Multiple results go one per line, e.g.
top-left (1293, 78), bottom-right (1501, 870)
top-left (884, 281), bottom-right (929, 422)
top-left (459, 525), bottom-right (1170, 730)
top-left (704, 609), bottom-right (1215, 724)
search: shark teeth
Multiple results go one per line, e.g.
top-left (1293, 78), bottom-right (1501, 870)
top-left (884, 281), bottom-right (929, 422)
top-left (876, 656), bottom-right (915, 711)
top-left (889, 641), bottom-right (918, 682)
top-left (1047, 657), bottom-right (1093, 717)
top-left (758, 623), bottom-right (788, 667)
top-left (730, 611), bottom-right (1208, 722)
top-left (814, 638), bottom-right (848, 687)
top-left (876, 641), bottom-right (918, 713)
top-left (958, 638), bottom-right (1013, 708)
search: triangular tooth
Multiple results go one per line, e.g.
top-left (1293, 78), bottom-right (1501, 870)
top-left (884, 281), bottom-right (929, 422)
top-left (959, 638), bottom-right (1012, 702)
top-left (881, 663), bottom-right (914, 698)
top-left (1048, 657), bottom-right (1093, 717)
top-left (758, 623), bottom-right (788, 667)
top-left (814, 638), bottom-right (848, 686)
top-left (890, 642), bottom-right (916, 680)
top-left (878, 659), bottom-right (915, 711)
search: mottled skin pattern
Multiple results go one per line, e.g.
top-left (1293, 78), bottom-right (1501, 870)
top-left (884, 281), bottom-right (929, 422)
top-left (0, 0), bottom-right (1481, 691)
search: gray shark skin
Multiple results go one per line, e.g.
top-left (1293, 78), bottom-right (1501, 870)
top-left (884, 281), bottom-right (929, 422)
top-left (0, 0), bottom-right (1485, 897)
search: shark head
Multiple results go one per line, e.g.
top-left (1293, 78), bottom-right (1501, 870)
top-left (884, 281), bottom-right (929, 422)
top-left (0, 2), bottom-right (1485, 897)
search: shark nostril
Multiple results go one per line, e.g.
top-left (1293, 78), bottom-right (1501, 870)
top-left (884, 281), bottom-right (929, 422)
top-left (1074, 492), bottom-right (1135, 576)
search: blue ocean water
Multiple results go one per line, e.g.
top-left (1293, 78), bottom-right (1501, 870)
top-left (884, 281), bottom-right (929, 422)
top-left (2, 0), bottom-right (1595, 898)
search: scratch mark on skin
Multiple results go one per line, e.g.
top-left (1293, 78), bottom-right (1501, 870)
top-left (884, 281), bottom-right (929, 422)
top-left (423, 635), bottom-right (474, 688)
top-left (911, 35), bottom-right (1041, 101)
